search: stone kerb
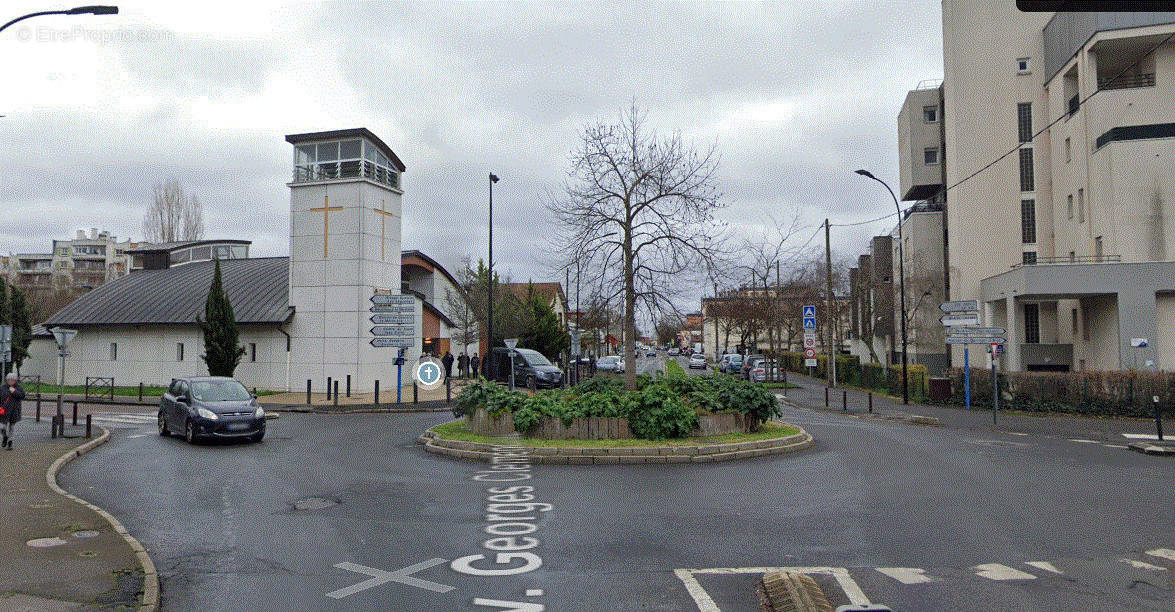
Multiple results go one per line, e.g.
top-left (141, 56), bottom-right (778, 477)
top-left (465, 408), bottom-right (751, 439)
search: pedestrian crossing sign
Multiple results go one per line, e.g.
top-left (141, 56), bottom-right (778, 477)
top-left (803, 305), bottom-right (816, 318)
top-left (803, 318), bottom-right (816, 330)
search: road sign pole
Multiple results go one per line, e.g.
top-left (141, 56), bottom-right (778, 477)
top-left (964, 346), bottom-right (971, 410)
top-left (397, 364), bottom-right (402, 404)
top-left (991, 350), bottom-right (998, 426)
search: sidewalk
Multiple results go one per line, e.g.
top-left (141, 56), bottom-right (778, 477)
top-left (779, 371), bottom-right (1174, 443)
top-left (262, 377), bottom-right (474, 411)
top-left (0, 419), bottom-right (147, 611)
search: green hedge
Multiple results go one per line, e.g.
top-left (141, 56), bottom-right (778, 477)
top-left (946, 368), bottom-right (1175, 418)
top-left (772, 350), bottom-right (928, 402)
top-left (452, 374), bottom-right (781, 440)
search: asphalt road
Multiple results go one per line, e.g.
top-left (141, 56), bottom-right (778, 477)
top-left (58, 365), bottom-right (1175, 611)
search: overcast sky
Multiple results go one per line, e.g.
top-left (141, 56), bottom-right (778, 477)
top-left (0, 0), bottom-right (943, 315)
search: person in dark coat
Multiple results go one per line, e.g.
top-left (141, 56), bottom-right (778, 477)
top-left (1, 373), bottom-right (25, 450)
top-left (470, 353), bottom-right (480, 378)
top-left (457, 353), bottom-right (469, 378)
top-left (442, 352), bottom-right (454, 379)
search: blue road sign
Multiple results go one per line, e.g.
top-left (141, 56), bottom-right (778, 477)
top-left (803, 305), bottom-right (816, 318)
top-left (803, 318), bottom-right (817, 330)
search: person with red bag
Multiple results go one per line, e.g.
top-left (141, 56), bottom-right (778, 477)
top-left (0, 373), bottom-right (26, 450)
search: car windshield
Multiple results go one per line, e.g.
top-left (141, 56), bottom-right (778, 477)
top-left (600, 357), bottom-right (617, 363)
top-left (190, 380), bottom-right (251, 402)
top-left (516, 349), bottom-right (552, 366)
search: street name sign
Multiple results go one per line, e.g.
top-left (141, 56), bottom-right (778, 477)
top-left (940, 313), bottom-right (981, 326)
top-left (948, 327), bottom-right (1006, 336)
top-left (370, 293), bottom-right (415, 307)
top-left (371, 326), bottom-right (414, 337)
top-left (940, 300), bottom-right (979, 313)
top-left (370, 314), bottom-right (414, 325)
top-left (946, 336), bottom-right (1006, 344)
top-left (371, 337), bottom-right (414, 348)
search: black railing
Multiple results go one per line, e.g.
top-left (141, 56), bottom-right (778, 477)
top-left (85, 377), bottom-right (114, 400)
top-left (1012, 254), bottom-right (1121, 268)
top-left (292, 160), bottom-right (400, 189)
top-left (1098, 73), bottom-right (1155, 91)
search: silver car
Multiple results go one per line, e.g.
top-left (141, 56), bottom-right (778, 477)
top-left (596, 355), bottom-right (625, 373)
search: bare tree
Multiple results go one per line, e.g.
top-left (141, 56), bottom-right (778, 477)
top-left (143, 179), bottom-right (205, 243)
top-left (444, 258), bottom-right (479, 354)
top-left (548, 103), bottom-right (727, 389)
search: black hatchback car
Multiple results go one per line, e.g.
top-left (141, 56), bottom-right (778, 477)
top-left (483, 347), bottom-right (564, 389)
top-left (159, 377), bottom-right (266, 444)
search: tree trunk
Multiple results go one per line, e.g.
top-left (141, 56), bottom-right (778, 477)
top-left (623, 229), bottom-right (637, 390)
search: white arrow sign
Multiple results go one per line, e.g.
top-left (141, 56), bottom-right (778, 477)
top-left (940, 313), bottom-right (981, 326)
top-left (940, 300), bottom-right (979, 313)
top-left (948, 327), bottom-right (1006, 336)
top-left (945, 336), bottom-right (1006, 345)
top-left (327, 558), bottom-right (455, 599)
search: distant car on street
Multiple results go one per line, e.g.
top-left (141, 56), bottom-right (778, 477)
top-left (646, 348), bottom-right (656, 357)
top-left (688, 353), bottom-right (707, 369)
top-left (668, 348), bottom-right (680, 356)
top-left (484, 347), bottom-right (564, 389)
top-left (750, 359), bottom-right (782, 382)
top-left (159, 376), bottom-right (266, 444)
top-left (720, 354), bottom-right (743, 374)
top-left (741, 354), bottom-right (766, 379)
top-left (597, 355), bottom-right (625, 373)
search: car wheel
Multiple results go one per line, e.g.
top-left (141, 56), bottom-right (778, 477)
top-left (184, 418), bottom-right (198, 445)
top-left (250, 430), bottom-right (265, 443)
top-left (157, 412), bottom-right (170, 437)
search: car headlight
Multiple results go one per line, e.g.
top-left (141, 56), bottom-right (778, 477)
top-left (196, 407), bottom-right (219, 421)
top-left (254, 406), bottom-right (265, 419)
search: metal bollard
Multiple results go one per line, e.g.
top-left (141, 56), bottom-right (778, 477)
top-left (842, 390), bottom-right (847, 412)
top-left (413, 382), bottom-right (418, 404)
top-left (36, 395), bottom-right (41, 422)
top-left (446, 376), bottom-right (451, 402)
top-left (138, 382), bottom-right (143, 402)
top-left (824, 387), bottom-right (829, 408)
top-left (51, 414), bottom-right (57, 439)
top-left (72, 401), bottom-right (78, 426)
top-left (327, 377), bottom-right (332, 401)
top-left (346, 375), bottom-right (351, 398)
top-left (306, 379), bottom-right (312, 406)
top-left (868, 392), bottom-right (873, 413)
top-left (333, 381), bottom-right (339, 407)
top-left (86, 413), bottom-right (92, 439)
top-left (374, 380), bottom-right (380, 406)
top-left (1154, 395), bottom-right (1164, 441)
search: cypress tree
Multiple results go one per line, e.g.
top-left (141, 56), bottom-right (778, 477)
top-left (9, 286), bottom-right (31, 374)
top-left (196, 260), bottom-right (245, 376)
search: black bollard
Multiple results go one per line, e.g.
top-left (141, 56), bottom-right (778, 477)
top-left (842, 390), bottom-right (847, 411)
top-left (36, 394), bottom-right (41, 422)
top-left (346, 375), bottom-right (351, 398)
top-left (413, 381), bottom-right (418, 404)
top-left (446, 376), bottom-right (451, 402)
top-left (868, 392), bottom-right (873, 413)
top-left (51, 414), bottom-right (57, 439)
top-left (334, 381), bottom-right (339, 407)
top-left (824, 387), bottom-right (829, 408)
top-left (327, 377), bottom-right (332, 401)
top-left (86, 413), bottom-right (92, 439)
top-left (374, 380), bottom-right (380, 406)
top-left (72, 401), bottom-right (78, 426)
top-left (138, 382), bottom-right (143, 402)
top-left (306, 379), bottom-right (312, 406)
top-left (1154, 395), bottom-right (1164, 441)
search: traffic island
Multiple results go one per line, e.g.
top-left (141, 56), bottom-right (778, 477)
top-left (418, 420), bottom-right (814, 464)
top-left (1128, 440), bottom-right (1175, 456)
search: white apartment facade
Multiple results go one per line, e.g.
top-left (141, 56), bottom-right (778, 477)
top-left (6, 228), bottom-right (140, 295)
top-left (942, 3), bottom-right (1175, 372)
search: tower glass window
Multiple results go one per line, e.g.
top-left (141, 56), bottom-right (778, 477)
top-left (1017, 103), bottom-right (1032, 142)
top-left (924, 147), bottom-right (939, 165)
top-left (1024, 303), bottom-right (1040, 344)
top-left (1018, 148), bottom-right (1034, 192)
top-left (923, 106), bottom-right (938, 123)
top-left (1021, 199), bottom-right (1036, 243)
top-left (292, 136), bottom-right (401, 189)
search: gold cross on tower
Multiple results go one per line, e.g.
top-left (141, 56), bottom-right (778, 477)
top-left (374, 199), bottom-right (395, 261)
top-left (310, 194), bottom-right (343, 258)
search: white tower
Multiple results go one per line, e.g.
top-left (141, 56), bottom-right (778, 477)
top-left (285, 129), bottom-right (417, 393)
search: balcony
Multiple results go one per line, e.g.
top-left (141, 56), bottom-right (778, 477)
top-left (1012, 254), bottom-right (1120, 269)
top-left (1098, 73), bottom-right (1155, 91)
top-left (292, 160), bottom-right (400, 190)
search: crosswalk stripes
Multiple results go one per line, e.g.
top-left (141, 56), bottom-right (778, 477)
top-left (1120, 558), bottom-right (1167, 571)
top-left (88, 412), bottom-right (156, 428)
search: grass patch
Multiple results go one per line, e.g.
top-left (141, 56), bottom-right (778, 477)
top-left (430, 419), bottom-right (800, 448)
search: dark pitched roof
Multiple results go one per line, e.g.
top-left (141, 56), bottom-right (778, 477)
top-left (285, 128), bottom-right (406, 172)
top-left (42, 258), bottom-right (293, 327)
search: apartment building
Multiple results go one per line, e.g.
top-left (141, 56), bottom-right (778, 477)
top-left (6, 228), bottom-right (141, 296)
top-left (942, 4), bottom-right (1175, 371)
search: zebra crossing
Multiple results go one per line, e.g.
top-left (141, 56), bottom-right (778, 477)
top-left (88, 412), bottom-right (156, 429)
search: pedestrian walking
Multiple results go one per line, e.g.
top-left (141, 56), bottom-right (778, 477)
top-left (0, 373), bottom-right (25, 450)
top-left (457, 353), bottom-right (469, 378)
top-left (470, 353), bottom-right (480, 378)
top-left (442, 351), bottom-right (454, 380)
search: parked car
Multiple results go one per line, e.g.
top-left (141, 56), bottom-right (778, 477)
top-left (750, 359), bottom-right (782, 383)
top-left (646, 348), bottom-right (656, 357)
top-left (484, 347), bottom-right (564, 388)
top-left (741, 354), bottom-right (766, 379)
top-left (596, 355), bottom-right (625, 373)
top-left (688, 353), bottom-right (707, 369)
top-left (668, 348), bottom-right (680, 356)
top-left (159, 376), bottom-right (266, 444)
top-left (720, 354), bottom-right (743, 374)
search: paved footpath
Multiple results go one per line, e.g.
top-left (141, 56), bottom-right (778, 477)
top-left (0, 418), bottom-right (144, 611)
top-left (779, 370), bottom-right (1175, 447)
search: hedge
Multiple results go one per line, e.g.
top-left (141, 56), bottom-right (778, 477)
top-left (945, 368), bottom-right (1175, 418)
top-left (771, 350), bottom-right (928, 402)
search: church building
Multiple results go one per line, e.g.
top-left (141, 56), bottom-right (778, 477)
top-left (26, 128), bottom-right (459, 393)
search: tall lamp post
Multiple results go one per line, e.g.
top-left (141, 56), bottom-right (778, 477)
top-left (486, 173), bottom-right (499, 372)
top-left (1, 5), bottom-right (118, 35)
top-left (855, 169), bottom-right (909, 405)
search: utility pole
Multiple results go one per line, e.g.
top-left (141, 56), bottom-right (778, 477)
top-left (825, 219), bottom-right (835, 387)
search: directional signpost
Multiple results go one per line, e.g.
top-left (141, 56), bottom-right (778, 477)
top-left (940, 312), bottom-right (981, 327)
top-left (371, 293), bottom-right (416, 397)
top-left (803, 305), bottom-right (817, 369)
top-left (939, 300), bottom-right (1004, 418)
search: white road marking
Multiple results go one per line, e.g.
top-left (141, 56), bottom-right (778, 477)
top-left (1024, 561), bottom-right (1062, 574)
top-left (1123, 433), bottom-right (1167, 440)
top-left (1007, 432), bottom-right (1029, 436)
top-left (674, 566), bottom-right (870, 611)
top-left (1120, 558), bottom-right (1167, 571)
top-left (526, 589), bottom-right (543, 596)
top-left (327, 559), bottom-right (454, 599)
top-left (875, 567), bottom-right (935, 584)
top-left (1145, 548), bottom-right (1175, 562)
top-left (973, 563), bottom-right (1036, 581)
top-left (126, 434), bottom-right (147, 439)
top-left (1068, 439), bottom-right (1098, 443)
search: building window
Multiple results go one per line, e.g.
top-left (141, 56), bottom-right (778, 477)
top-left (1021, 199), bottom-right (1036, 244)
top-left (923, 106), bottom-right (938, 123)
top-left (1019, 148), bottom-right (1034, 192)
top-left (1017, 57), bottom-right (1031, 74)
top-left (924, 147), bottom-right (939, 165)
top-left (1067, 194), bottom-right (1074, 219)
top-left (1017, 103), bottom-right (1032, 142)
top-left (1077, 189), bottom-right (1084, 223)
top-left (1094, 236), bottom-right (1103, 259)
top-left (1024, 303), bottom-right (1040, 344)
top-left (250, 343), bottom-right (257, 362)
top-left (1022, 251), bottom-right (1037, 265)
top-left (1071, 308), bottom-right (1078, 336)
top-left (177, 343), bottom-right (184, 361)
top-left (1064, 137), bottom-right (1071, 163)
top-left (110, 343), bottom-right (118, 361)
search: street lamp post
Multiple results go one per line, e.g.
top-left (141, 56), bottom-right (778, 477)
top-left (487, 173), bottom-right (499, 372)
top-left (1, 5), bottom-right (118, 35)
top-left (855, 169), bottom-right (909, 405)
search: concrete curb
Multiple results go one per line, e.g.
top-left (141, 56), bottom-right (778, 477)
top-left (1127, 441), bottom-right (1175, 456)
top-left (418, 424), bottom-right (814, 464)
top-left (778, 395), bottom-right (942, 427)
top-left (45, 426), bottom-right (159, 612)
top-left (266, 404), bottom-right (452, 414)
